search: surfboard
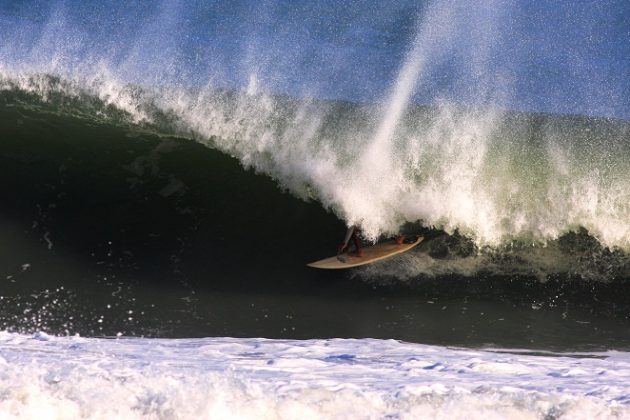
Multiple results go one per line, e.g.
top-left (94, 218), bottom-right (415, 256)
top-left (307, 236), bottom-right (423, 269)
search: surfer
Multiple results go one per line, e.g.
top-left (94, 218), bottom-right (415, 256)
top-left (338, 226), bottom-right (407, 257)
top-left (338, 225), bottom-right (364, 257)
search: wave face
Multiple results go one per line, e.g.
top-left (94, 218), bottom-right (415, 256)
top-left (1, 0), bottom-right (629, 250)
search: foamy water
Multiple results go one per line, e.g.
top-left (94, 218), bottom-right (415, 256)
top-left (1, 332), bottom-right (629, 419)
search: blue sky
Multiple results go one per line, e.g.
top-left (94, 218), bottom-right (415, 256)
top-left (1, 0), bottom-right (628, 118)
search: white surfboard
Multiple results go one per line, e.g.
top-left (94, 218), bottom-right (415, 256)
top-left (307, 236), bottom-right (423, 269)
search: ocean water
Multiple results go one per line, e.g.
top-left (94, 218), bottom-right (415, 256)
top-left (1, 0), bottom-right (629, 418)
top-left (2, 332), bottom-right (630, 419)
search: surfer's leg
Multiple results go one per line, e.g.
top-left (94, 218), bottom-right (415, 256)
top-left (395, 235), bottom-right (405, 245)
top-left (338, 226), bottom-right (355, 254)
top-left (349, 232), bottom-right (363, 257)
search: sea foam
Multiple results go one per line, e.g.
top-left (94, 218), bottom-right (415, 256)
top-left (0, 332), bottom-right (629, 419)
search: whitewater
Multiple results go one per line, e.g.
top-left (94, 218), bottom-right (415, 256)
top-left (2, 332), bottom-right (630, 419)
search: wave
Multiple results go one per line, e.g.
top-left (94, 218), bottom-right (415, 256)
top-left (2, 0), bottom-right (628, 253)
top-left (1, 78), bottom-right (629, 290)
top-left (2, 70), bottom-right (629, 251)
top-left (2, 84), bottom-right (630, 341)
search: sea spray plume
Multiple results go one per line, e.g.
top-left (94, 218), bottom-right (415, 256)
top-left (341, 1), bottom-right (458, 239)
top-left (327, 0), bottom-right (508, 241)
